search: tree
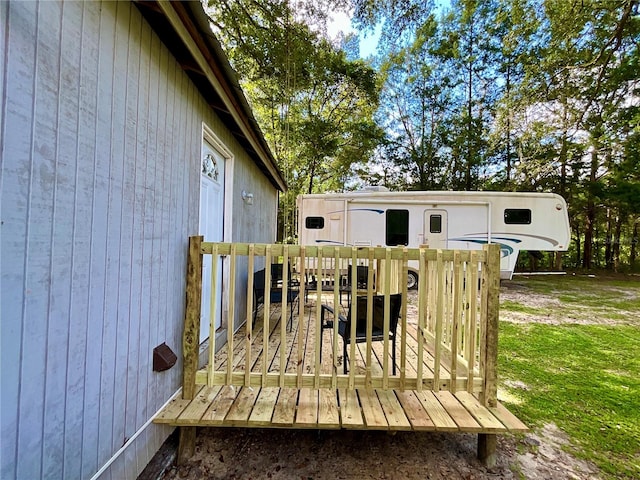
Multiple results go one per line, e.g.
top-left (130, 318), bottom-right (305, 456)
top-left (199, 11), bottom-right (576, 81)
top-left (205, 0), bottom-right (382, 240)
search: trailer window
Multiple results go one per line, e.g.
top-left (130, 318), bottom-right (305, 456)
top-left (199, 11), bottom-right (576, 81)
top-left (305, 216), bottom-right (325, 229)
top-left (430, 214), bottom-right (442, 233)
top-left (504, 209), bottom-right (531, 225)
top-left (386, 209), bottom-right (409, 246)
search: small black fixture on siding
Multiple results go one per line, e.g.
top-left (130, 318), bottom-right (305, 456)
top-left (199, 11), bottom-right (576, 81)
top-left (153, 343), bottom-right (177, 372)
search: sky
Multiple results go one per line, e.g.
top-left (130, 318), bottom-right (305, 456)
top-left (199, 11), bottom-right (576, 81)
top-left (325, 10), bottom-right (380, 58)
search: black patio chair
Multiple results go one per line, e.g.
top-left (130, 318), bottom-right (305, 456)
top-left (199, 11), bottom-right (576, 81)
top-left (320, 293), bottom-right (402, 375)
top-left (253, 264), bottom-right (299, 332)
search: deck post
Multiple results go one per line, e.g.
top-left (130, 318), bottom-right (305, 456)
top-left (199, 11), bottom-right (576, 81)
top-left (480, 243), bottom-right (500, 407)
top-left (478, 244), bottom-right (500, 466)
top-left (478, 433), bottom-right (497, 468)
top-left (178, 235), bottom-right (203, 464)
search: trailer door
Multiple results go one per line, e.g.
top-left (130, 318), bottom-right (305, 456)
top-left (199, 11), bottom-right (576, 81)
top-left (423, 210), bottom-right (448, 248)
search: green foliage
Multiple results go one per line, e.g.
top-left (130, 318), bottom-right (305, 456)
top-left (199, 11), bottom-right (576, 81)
top-left (205, 0), bottom-right (382, 240)
top-left (353, 0), bottom-right (639, 270)
top-left (206, 0), bottom-right (639, 266)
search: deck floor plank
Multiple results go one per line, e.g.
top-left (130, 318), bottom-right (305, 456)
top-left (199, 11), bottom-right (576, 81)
top-left (395, 390), bottom-right (436, 431)
top-left (434, 391), bottom-right (482, 432)
top-left (338, 388), bottom-right (365, 428)
top-left (295, 388), bottom-right (319, 427)
top-left (377, 389), bottom-right (411, 430)
top-left (414, 391), bottom-right (458, 431)
top-left (358, 389), bottom-right (389, 429)
top-left (200, 385), bottom-right (239, 425)
top-left (177, 386), bottom-right (223, 425)
top-left (455, 391), bottom-right (505, 432)
top-left (318, 389), bottom-right (341, 428)
top-left (248, 387), bottom-right (279, 426)
top-left (154, 386), bottom-right (204, 424)
top-left (225, 386), bottom-right (260, 425)
top-left (489, 403), bottom-right (529, 433)
top-left (271, 387), bottom-right (298, 426)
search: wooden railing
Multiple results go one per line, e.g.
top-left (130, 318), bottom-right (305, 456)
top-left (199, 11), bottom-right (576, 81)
top-left (182, 237), bottom-right (500, 408)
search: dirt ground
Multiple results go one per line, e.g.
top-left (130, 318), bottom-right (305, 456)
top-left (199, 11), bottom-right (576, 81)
top-left (160, 280), bottom-right (604, 480)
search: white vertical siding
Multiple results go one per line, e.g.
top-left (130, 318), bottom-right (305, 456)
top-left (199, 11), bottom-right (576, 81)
top-left (0, 1), bottom-right (280, 479)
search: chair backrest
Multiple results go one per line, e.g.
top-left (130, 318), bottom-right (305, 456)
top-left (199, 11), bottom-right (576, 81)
top-left (254, 264), bottom-right (287, 291)
top-left (347, 294), bottom-right (402, 334)
top-left (270, 263), bottom-right (284, 284)
top-left (253, 269), bottom-right (266, 298)
top-left (347, 265), bottom-right (370, 289)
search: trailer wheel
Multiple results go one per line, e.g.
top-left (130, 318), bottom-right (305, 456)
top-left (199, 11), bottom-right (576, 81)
top-left (407, 271), bottom-right (418, 290)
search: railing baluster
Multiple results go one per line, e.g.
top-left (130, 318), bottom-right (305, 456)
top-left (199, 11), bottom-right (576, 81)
top-left (417, 248), bottom-right (426, 391)
top-left (382, 247), bottom-right (392, 389)
top-left (208, 243), bottom-right (219, 387)
top-left (467, 251), bottom-right (479, 392)
top-left (400, 248), bottom-right (409, 391)
top-left (226, 244), bottom-right (237, 385)
top-left (349, 248), bottom-right (357, 390)
top-left (245, 244), bottom-right (255, 387)
top-left (366, 248), bottom-right (375, 389)
top-left (450, 251), bottom-right (462, 392)
top-left (314, 247), bottom-right (323, 389)
top-left (280, 246), bottom-right (288, 388)
top-left (433, 250), bottom-right (444, 391)
top-left (297, 246), bottom-right (305, 389)
top-left (263, 245), bottom-right (272, 387)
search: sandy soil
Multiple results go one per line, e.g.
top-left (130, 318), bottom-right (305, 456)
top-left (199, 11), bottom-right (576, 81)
top-left (160, 280), bottom-right (606, 480)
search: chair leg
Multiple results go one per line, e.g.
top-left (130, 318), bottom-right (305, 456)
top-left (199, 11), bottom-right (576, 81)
top-left (392, 338), bottom-right (397, 376)
top-left (343, 340), bottom-right (348, 374)
top-left (252, 293), bottom-right (260, 328)
top-left (289, 299), bottom-right (295, 331)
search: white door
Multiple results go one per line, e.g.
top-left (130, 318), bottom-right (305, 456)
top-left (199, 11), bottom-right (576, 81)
top-left (423, 209), bottom-right (448, 248)
top-left (199, 141), bottom-right (225, 342)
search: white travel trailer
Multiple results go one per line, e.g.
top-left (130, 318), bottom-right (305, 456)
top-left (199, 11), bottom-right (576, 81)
top-left (297, 189), bottom-right (571, 284)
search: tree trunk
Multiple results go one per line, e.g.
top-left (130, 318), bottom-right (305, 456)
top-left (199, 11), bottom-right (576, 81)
top-left (631, 219), bottom-right (639, 270)
top-left (605, 208), bottom-right (613, 269)
top-left (583, 204), bottom-right (595, 269)
top-left (613, 213), bottom-right (622, 272)
top-left (466, 16), bottom-right (474, 191)
top-left (574, 222), bottom-right (582, 268)
top-left (583, 141), bottom-right (599, 269)
top-left (505, 63), bottom-right (512, 183)
top-left (554, 252), bottom-right (563, 271)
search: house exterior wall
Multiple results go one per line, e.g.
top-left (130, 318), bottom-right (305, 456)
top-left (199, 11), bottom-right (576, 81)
top-left (0, 1), bottom-right (278, 479)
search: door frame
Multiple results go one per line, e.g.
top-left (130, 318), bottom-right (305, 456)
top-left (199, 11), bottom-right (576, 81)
top-left (201, 123), bottom-right (234, 342)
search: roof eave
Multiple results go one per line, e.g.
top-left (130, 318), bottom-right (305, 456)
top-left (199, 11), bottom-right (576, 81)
top-left (133, 0), bottom-right (287, 192)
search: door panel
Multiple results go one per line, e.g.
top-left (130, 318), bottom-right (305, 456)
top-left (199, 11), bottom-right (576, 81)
top-left (423, 209), bottom-right (448, 249)
top-left (199, 142), bottom-right (225, 342)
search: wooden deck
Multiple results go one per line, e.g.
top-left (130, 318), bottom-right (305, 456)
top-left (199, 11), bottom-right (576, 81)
top-left (155, 300), bottom-right (527, 435)
top-left (161, 239), bottom-right (527, 466)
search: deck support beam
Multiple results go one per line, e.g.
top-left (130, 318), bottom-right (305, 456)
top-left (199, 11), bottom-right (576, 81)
top-left (477, 433), bottom-right (497, 467)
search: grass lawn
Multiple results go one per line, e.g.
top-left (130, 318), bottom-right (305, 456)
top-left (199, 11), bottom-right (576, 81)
top-left (498, 274), bottom-right (640, 479)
